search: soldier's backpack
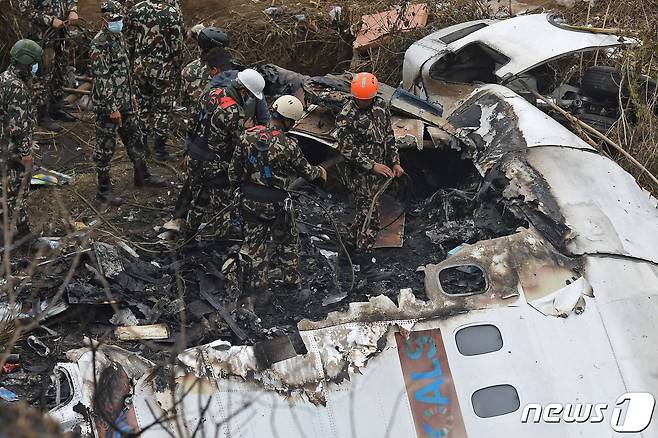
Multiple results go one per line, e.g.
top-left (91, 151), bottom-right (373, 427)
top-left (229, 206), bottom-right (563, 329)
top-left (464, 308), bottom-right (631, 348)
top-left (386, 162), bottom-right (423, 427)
top-left (241, 125), bottom-right (288, 203)
top-left (186, 87), bottom-right (238, 161)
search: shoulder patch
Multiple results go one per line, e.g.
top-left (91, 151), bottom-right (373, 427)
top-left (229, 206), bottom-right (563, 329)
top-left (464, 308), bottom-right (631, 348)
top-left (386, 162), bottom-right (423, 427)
top-left (208, 88), bottom-right (238, 110)
top-left (246, 124), bottom-right (267, 133)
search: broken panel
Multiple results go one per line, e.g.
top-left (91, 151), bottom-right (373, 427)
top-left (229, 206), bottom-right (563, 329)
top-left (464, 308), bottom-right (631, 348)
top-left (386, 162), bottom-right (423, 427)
top-left (374, 195), bottom-right (406, 248)
top-left (391, 116), bottom-right (425, 150)
top-left (424, 229), bottom-right (582, 314)
top-left (354, 4), bottom-right (429, 51)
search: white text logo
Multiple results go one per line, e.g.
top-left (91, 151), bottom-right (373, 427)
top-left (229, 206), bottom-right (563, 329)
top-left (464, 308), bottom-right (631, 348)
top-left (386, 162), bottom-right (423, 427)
top-left (520, 392), bottom-right (655, 433)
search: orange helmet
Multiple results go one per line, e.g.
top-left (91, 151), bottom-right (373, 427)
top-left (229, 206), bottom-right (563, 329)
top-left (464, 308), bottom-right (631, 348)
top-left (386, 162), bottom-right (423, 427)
top-left (351, 72), bottom-right (378, 100)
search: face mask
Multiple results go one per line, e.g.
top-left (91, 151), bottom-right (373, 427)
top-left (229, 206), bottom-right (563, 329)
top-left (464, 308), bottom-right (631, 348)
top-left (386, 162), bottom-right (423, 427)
top-left (107, 19), bottom-right (123, 33)
top-left (31, 63), bottom-right (39, 76)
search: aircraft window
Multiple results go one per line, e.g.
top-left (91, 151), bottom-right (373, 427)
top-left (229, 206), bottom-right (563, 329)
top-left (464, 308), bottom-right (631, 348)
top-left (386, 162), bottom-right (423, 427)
top-left (472, 385), bottom-right (520, 418)
top-left (429, 43), bottom-right (510, 84)
top-left (438, 265), bottom-right (487, 296)
top-left (455, 324), bottom-right (502, 356)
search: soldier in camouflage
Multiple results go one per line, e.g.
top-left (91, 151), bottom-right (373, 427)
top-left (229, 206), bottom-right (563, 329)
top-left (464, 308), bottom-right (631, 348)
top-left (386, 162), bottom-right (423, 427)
top-left (180, 26), bottom-right (229, 124)
top-left (183, 50), bottom-right (265, 240)
top-left (229, 95), bottom-right (326, 309)
top-left (174, 40), bottom-right (272, 225)
top-left (0, 40), bottom-right (43, 239)
top-left (90, 0), bottom-right (166, 206)
top-left (173, 30), bottom-right (229, 223)
top-left (335, 72), bottom-right (404, 252)
top-left (19, 0), bottom-right (79, 132)
top-left (126, 0), bottom-right (184, 161)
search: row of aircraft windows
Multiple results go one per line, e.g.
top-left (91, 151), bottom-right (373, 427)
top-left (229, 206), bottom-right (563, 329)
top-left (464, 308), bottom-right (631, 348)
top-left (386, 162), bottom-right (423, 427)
top-left (456, 324), bottom-right (520, 418)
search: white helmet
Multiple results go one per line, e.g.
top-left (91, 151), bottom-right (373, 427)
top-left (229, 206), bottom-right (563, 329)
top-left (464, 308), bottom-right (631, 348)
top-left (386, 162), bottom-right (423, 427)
top-left (236, 68), bottom-right (265, 100)
top-left (272, 95), bottom-right (305, 121)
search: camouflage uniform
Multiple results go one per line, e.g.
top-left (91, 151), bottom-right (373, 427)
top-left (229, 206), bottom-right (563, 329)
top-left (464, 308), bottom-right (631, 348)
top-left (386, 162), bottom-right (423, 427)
top-left (172, 59), bottom-right (210, 219)
top-left (228, 125), bottom-right (322, 292)
top-left (180, 58), bottom-right (211, 123)
top-left (185, 84), bottom-right (245, 235)
top-left (117, 0), bottom-right (136, 14)
top-left (126, 0), bottom-right (184, 143)
top-left (0, 64), bottom-right (35, 234)
top-left (174, 68), bottom-right (271, 220)
top-left (18, 0), bottom-right (77, 110)
top-left (335, 97), bottom-right (399, 250)
top-left (89, 23), bottom-right (146, 179)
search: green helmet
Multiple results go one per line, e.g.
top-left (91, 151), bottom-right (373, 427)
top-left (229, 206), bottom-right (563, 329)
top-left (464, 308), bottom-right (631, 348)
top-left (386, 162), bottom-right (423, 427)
top-left (10, 39), bottom-right (43, 65)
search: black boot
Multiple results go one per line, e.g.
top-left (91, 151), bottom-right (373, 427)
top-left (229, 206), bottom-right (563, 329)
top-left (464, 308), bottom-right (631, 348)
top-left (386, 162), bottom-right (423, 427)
top-left (50, 100), bottom-right (76, 122)
top-left (96, 172), bottom-right (123, 206)
top-left (133, 160), bottom-right (167, 188)
top-left (141, 133), bottom-right (151, 158)
top-left (153, 136), bottom-right (172, 161)
top-left (38, 105), bottom-right (62, 132)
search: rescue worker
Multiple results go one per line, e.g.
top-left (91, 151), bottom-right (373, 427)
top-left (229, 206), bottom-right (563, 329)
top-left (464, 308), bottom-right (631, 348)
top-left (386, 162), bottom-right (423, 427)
top-left (171, 45), bottom-right (272, 225)
top-left (173, 33), bottom-right (231, 224)
top-left (180, 26), bottom-right (229, 124)
top-left (183, 48), bottom-right (266, 241)
top-left (19, 0), bottom-right (78, 132)
top-left (0, 39), bottom-right (43, 240)
top-left (228, 95), bottom-right (327, 309)
top-left (90, 0), bottom-right (166, 206)
top-left (335, 72), bottom-right (404, 252)
top-left (126, 0), bottom-right (184, 161)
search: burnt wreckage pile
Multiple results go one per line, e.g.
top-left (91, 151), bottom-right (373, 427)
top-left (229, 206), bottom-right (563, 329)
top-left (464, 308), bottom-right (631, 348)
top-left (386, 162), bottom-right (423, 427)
top-left (1, 66), bottom-right (528, 407)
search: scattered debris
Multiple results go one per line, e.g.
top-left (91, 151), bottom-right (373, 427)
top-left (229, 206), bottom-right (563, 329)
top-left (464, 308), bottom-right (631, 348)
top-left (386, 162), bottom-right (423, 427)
top-left (162, 218), bottom-right (183, 232)
top-left (374, 195), bottom-right (405, 248)
top-left (27, 335), bottom-right (51, 357)
top-left (116, 241), bottom-right (139, 259)
top-left (197, 271), bottom-right (248, 342)
top-left (30, 167), bottom-right (72, 186)
top-left (1, 363), bottom-right (20, 374)
top-left (115, 324), bottom-right (170, 341)
top-left (93, 242), bottom-right (124, 279)
top-left (109, 309), bottom-right (139, 326)
top-left (0, 387), bottom-right (19, 402)
top-left (253, 336), bottom-right (298, 369)
top-left (353, 3), bottom-right (429, 51)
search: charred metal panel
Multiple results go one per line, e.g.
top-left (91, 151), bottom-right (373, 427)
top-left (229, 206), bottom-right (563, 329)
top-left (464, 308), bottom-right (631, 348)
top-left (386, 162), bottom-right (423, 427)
top-left (391, 116), bottom-right (425, 150)
top-left (449, 90), bottom-right (526, 172)
top-left (492, 154), bottom-right (571, 251)
top-left (424, 229), bottom-right (583, 313)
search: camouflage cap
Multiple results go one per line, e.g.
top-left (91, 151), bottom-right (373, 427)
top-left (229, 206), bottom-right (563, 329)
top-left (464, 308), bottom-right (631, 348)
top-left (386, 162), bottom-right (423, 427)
top-left (100, 0), bottom-right (122, 19)
top-left (10, 39), bottom-right (43, 65)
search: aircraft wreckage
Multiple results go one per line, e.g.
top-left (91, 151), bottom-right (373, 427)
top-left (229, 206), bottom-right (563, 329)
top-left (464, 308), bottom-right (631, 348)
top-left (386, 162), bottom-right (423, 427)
top-left (12, 13), bottom-right (658, 438)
